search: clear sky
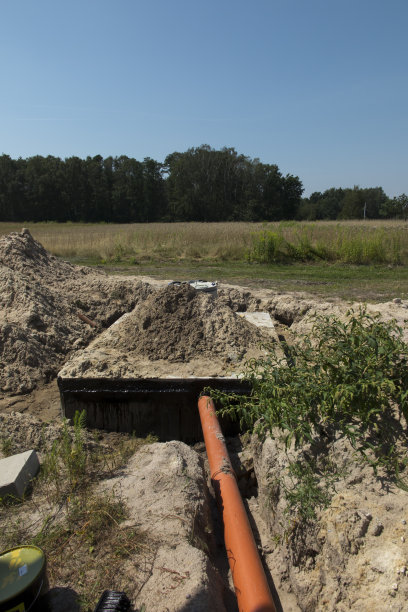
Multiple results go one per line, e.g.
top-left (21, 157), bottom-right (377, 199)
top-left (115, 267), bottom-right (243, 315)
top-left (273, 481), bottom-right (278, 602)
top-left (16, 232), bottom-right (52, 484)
top-left (1, 0), bottom-right (407, 197)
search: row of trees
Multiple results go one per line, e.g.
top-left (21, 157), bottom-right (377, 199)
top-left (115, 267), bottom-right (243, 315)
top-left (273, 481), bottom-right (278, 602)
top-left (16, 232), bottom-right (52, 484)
top-left (299, 187), bottom-right (408, 220)
top-left (0, 147), bottom-right (302, 223)
top-left (0, 154), bottom-right (166, 223)
top-left (0, 146), bottom-right (405, 222)
top-left (164, 146), bottom-right (303, 221)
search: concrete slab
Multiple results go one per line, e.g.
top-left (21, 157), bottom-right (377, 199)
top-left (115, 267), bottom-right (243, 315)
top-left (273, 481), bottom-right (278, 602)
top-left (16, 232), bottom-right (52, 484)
top-left (239, 311), bottom-right (274, 328)
top-left (0, 450), bottom-right (40, 499)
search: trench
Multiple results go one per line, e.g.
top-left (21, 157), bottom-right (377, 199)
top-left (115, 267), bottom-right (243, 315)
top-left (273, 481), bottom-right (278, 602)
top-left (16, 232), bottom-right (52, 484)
top-left (56, 296), bottom-right (288, 610)
top-left (58, 376), bottom-right (251, 443)
top-left (57, 374), bottom-right (282, 610)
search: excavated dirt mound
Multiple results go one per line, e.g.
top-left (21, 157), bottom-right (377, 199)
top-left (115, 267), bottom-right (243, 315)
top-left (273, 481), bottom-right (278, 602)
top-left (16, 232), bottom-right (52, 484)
top-left (0, 229), bottom-right (152, 394)
top-left (251, 432), bottom-right (408, 611)
top-left (101, 441), bottom-right (231, 611)
top-left (118, 283), bottom-right (269, 362)
top-left (59, 283), bottom-right (277, 380)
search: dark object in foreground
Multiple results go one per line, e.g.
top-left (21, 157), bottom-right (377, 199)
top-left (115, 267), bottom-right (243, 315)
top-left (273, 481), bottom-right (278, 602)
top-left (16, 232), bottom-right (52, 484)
top-left (0, 545), bottom-right (48, 612)
top-left (94, 590), bottom-right (131, 612)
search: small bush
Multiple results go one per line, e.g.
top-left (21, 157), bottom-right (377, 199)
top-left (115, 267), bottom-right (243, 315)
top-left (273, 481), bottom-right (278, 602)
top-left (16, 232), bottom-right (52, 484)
top-left (248, 230), bottom-right (286, 263)
top-left (248, 228), bottom-right (334, 263)
top-left (212, 308), bottom-right (408, 518)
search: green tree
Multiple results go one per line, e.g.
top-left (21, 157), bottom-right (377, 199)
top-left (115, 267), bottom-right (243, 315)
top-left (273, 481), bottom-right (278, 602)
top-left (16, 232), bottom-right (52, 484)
top-left (164, 145), bottom-right (303, 221)
top-left (61, 156), bottom-right (88, 221)
top-left (0, 155), bottom-right (27, 221)
top-left (339, 186), bottom-right (387, 219)
top-left (111, 156), bottom-right (144, 222)
top-left (380, 193), bottom-right (408, 219)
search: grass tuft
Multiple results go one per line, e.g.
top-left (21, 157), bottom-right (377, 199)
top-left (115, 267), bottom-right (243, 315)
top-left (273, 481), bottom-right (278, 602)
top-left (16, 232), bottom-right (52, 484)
top-left (0, 412), bottom-right (155, 610)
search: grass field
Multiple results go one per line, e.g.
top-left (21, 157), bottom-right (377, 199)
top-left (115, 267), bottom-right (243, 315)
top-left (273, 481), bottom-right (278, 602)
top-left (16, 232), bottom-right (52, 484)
top-left (1, 220), bottom-right (408, 301)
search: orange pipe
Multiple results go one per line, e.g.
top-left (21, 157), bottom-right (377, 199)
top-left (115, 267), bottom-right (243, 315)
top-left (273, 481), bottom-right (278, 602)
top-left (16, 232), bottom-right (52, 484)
top-left (198, 396), bottom-right (276, 612)
top-left (77, 312), bottom-right (97, 328)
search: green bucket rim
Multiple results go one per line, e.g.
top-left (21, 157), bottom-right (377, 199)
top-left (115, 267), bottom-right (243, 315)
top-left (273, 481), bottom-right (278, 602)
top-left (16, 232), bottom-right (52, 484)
top-left (0, 545), bottom-right (46, 604)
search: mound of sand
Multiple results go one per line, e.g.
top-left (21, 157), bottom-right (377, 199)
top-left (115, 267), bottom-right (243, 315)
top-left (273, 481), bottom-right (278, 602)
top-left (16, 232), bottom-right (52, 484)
top-left (59, 283), bottom-right (277, 379)
top-left (0, 230), bottom-right (152, 394)
top-left (118, 283), bottom-right (269, 362)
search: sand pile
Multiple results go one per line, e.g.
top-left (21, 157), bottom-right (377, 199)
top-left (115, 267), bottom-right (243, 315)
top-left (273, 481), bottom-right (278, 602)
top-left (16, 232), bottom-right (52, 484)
top-left (0, 230), bottom-right (152, 394)
top-left (117, 283), bottom-right (268, 362)
top-left (59, 283), bottom-right (276, 379)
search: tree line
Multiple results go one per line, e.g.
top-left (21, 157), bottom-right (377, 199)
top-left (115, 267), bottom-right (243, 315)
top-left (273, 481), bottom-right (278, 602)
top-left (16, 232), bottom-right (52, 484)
top-left (0, 146), bottom-right (405, 222)
top-left (299, 187), bottom-right (408, 220)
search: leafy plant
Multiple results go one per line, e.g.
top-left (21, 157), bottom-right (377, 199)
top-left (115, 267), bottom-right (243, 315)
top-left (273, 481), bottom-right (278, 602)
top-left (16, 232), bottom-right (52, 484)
top-left (212, 308), bottom-right (408, 518)
top-left (282, 461), bottom-right (333, 521)
top-left (248, 230), bottom-right (285, 263)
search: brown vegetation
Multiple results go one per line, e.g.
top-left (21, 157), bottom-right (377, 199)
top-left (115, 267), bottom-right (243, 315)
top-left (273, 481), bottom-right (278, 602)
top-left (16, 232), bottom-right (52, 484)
top-left (1, 220), bottom-right (408, 264)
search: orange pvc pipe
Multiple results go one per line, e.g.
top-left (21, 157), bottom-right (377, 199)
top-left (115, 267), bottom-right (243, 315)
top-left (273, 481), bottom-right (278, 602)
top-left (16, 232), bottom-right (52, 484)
top-left (77, 312), bottom-right (97, 328)
top-left (198, 396), bottom-right (276, 612)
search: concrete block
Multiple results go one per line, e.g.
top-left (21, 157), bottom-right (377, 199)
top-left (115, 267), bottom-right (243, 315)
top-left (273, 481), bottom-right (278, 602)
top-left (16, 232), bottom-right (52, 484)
top-left (0, 450), bottom-right (40, 499)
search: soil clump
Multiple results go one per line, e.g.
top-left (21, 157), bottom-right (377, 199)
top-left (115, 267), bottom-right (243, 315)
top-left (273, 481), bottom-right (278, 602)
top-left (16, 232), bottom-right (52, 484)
top-left (0, 229), bottom-right (152, 395)
top-left (59, 283), bottom-right (277, 380)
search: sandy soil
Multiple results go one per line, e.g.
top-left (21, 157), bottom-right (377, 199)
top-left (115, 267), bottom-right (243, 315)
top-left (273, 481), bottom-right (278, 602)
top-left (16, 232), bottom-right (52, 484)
top-left (0, 229), bottom-right (152, 395)
top-left (58, 283), bottom-right (278, 381)
top-left (1, 229), bottom-right (408, 611)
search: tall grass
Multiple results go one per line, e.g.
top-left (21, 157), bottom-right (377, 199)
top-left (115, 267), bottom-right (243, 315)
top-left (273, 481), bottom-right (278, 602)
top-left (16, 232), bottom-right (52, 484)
top-left (1, 220), bottom-right (408, 265)
top-left (248, 223), bottom-right (407, 265)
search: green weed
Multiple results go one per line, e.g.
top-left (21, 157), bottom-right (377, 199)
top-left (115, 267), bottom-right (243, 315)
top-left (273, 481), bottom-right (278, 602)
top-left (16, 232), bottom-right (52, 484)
top-left (1, 437), bottom-right (14, 457)
top-left (0, 412), bottom-right (155, 610)
top-left (211, 308), bottom-right (408, 519)
top-left (41, 410), bottom-right (87, 499)
top-left (248, 230), bottom-right (285, 262)
top-left (248, 225), bottom-right (406, 265)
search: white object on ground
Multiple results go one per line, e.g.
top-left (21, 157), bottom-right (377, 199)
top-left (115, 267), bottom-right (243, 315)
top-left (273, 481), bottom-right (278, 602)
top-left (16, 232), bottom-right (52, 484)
top-left (0, 449), bottom-right (40, 499)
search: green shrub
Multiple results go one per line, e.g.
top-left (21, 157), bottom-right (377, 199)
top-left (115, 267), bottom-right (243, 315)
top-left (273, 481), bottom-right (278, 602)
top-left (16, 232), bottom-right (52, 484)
top-left (248, 226), bottom-right (405, 265)
top-left (212, 308), bottom-right (408, 518)
top-left (249, 228), bottom-right (334, 263)
top-left (248, 230), bottom-right (285, 263)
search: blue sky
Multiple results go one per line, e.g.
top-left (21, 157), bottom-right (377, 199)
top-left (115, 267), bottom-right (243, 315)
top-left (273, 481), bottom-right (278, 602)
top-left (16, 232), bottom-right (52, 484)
top-left (1, 0), bottom-right (407, 197)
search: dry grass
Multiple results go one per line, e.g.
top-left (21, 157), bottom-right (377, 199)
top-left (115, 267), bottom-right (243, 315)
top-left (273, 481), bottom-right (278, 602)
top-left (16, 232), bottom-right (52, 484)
top-left (0, 222), bottom-right (257, 261)
top-left (2, 220), bottom-right (408, 265)
top-left (0, 418), bottom-right (156, 611)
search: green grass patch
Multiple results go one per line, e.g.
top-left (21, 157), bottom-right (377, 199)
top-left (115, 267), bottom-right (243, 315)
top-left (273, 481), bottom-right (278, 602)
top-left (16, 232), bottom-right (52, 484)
top-left (248, 226), bottom-right (404, 265)
top-left (95, 259), bottom-right (408, 302)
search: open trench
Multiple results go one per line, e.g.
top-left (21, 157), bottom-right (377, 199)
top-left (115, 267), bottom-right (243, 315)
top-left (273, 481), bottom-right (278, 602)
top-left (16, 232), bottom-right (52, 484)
top-left (56, 291), bottom-right (297, 611)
